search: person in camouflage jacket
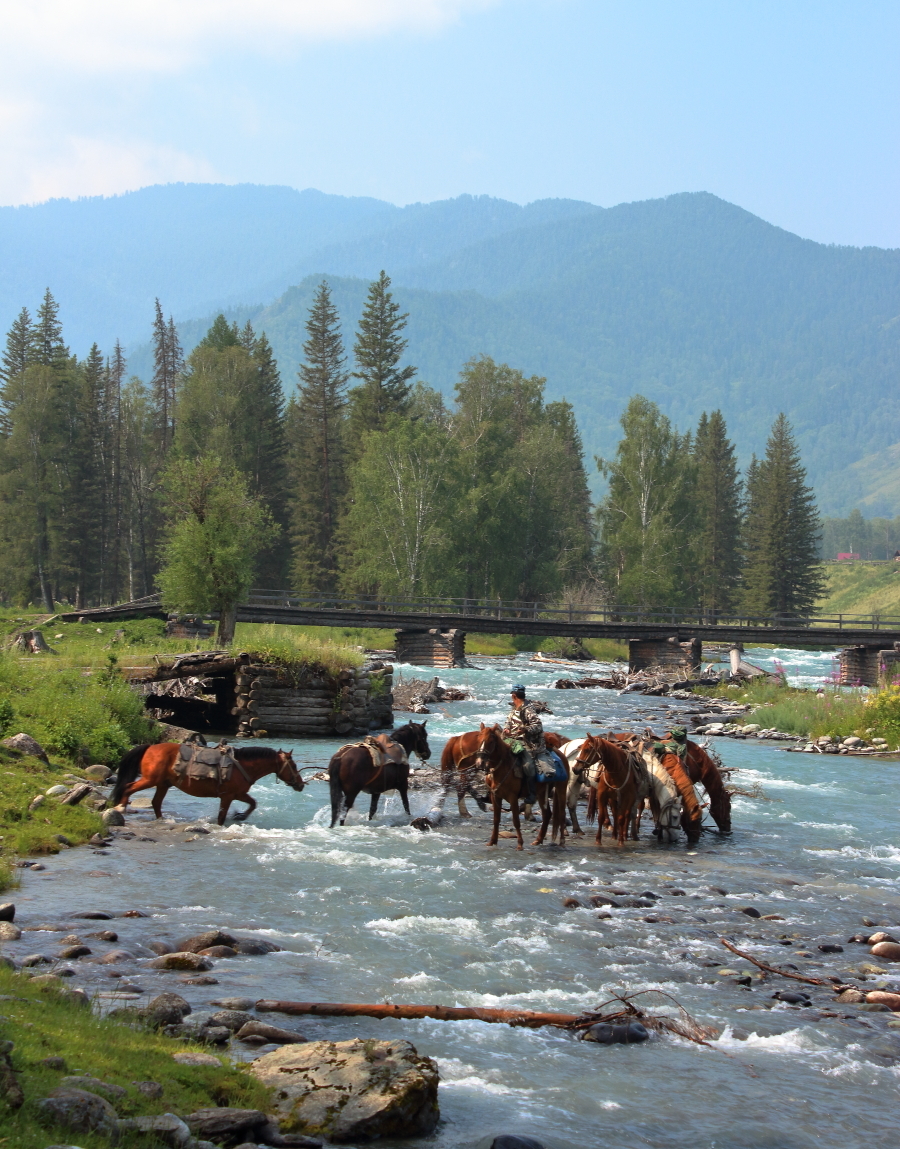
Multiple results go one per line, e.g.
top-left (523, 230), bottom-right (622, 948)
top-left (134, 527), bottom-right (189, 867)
top-left (502, 685), bottom-right (544, 809)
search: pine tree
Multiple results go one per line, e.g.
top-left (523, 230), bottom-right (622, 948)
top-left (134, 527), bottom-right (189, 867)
top-left (32, 289), bottom-right (68, 367)
top-left (289, 282), bottom-right (349, 592)
top-left (740, 414), bottom-right (824, 618)
top-left (346, 271), bottom-right (416, 453)
top-left (151, 299), bottom-right (181, 454)
top-left (65, 344), bottom-right (105, 607)
top-left (100, 342), bottom-right (125, 603)
top-left (0, 308), bottom-right (34, 394)
top-left (693, 410), bottom-right (742, 616)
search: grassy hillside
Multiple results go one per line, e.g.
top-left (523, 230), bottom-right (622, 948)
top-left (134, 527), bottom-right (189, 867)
top-left (817, 561), bottom-right (900, 618)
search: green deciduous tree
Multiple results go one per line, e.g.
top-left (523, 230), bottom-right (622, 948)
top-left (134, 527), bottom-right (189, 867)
top-left (346, 271), bottom-right (416, 453)
top-left (693, 410), bottom-right (742, 616)
top-left (596, 395), bottom-right (696, 609)
top-left (740, 413), bottom-right (824, 618)
top-left (288, 282), bottom-right (348, 593)
top-left (157, 454), bottom-right (275, 643)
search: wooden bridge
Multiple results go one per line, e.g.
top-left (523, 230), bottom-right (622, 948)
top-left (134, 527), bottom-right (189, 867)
top-left (64, 592), bottom-right (900, 648)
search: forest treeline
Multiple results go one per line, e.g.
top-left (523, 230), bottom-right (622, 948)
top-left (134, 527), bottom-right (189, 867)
top-left (0, 277), bottom-right (824, 635)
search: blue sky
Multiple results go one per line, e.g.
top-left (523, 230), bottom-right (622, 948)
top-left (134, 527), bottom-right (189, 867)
top-left (1, 0), bottom-right (897, 246)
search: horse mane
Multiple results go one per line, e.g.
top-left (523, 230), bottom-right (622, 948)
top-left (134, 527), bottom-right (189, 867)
top-left (233, 746), bottom-right (282, 761)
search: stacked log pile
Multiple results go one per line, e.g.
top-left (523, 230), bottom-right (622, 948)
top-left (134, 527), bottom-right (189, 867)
top-left (233, 661), bottom-right (394, 738)
top-left (395, 629), bottom-right (467, 668)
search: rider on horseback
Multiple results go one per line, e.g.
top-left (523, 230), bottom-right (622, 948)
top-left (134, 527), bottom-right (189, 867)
top-left (502, 685), bottom-right (553, 813)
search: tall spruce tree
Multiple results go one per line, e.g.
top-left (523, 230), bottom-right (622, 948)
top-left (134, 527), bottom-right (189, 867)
top-left (289, 282), bottom-right (349, 593)
top-left (346, 271), bottom-right (416, 454)
top-left (0, 308), bottom-right (34, 397)
top-left (151, 299), bottom-right (181, 453)
top-left (740, 414), bottom-right (824, 618)
top-left (100, 342), bottom-right (125, 603)
top-left (693, 410), bottom-right (742, 616)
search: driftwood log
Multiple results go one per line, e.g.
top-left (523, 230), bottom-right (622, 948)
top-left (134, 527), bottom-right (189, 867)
top-left (256, 1000), bottom-right (582, 1028)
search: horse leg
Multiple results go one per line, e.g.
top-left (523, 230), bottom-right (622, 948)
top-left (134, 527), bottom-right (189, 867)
top-left (233, 793), bottom-right (257, 822)
top-left (151, 782), bottom-right (171, 820)
top-left (554, 782), bottom-right (567, 846)
top-left (368, 793), bottom-right (379, 820)
top-left (217, 796), bottom-right (232, 826)
top-left (120, 774), bottom-right (157, 813)
top-left (487, 791), bottom-right (501, 847)
top-left (457, 770), bottom-right (471, 817)
top-left (510, 788), bottom-right (524, 850)
top-left (532, 785), bottom-right (551, 846)
top-left (340, 789), bottom-right (360, 826)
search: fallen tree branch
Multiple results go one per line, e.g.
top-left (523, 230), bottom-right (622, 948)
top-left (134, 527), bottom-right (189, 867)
top-left (256, 1001), bottom-right (581, 1028)
top-left (719, 938), bottom-right (850, 988)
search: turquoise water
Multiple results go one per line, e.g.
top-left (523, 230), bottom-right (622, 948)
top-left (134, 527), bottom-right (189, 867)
top-left (13, 652), bottom-right (900, 1148)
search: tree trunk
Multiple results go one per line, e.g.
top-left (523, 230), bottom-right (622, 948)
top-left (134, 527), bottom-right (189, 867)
top-left (256, 1000), bottom-right (582, 1029)
top-left (217, 604), bottom-right (237, 645)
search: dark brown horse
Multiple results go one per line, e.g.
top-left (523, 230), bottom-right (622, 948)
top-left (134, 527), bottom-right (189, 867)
top-left (473, 724), bottom-right (524, 849)
top-left (110, 743), bottom-right (304, 825)
top-left (329, 722), bottom-right (430, 827)
top-left (680, 738), bottom-right (732, 833)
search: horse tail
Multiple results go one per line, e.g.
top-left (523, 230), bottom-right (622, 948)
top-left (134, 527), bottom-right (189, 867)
top-left (110, 744), bottom-right (151, 805)
top-left (586, 785), bottom-right (598, 825)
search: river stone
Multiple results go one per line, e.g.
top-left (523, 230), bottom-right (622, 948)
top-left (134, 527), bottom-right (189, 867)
top-left (149, 951), bottom-right (213, 971)
top-left (143, 992), bottom-right (192, 1027)
top-left (69, 910), bottom-right (112, 919)
top-left (184, 1107), bottom-right (268, 1142)
top-left (836, 988), bottom-right (865, 1003)
top-left (236, 1020), bottom-right (307, 1045)
top-left (21, 953), bottom-right (52, 966)
top-left (88, 929), bottom-right (118, 942)
top-left (209, 1009), bottom-right (254, 1031)
top-left (98, 949), bottom-right (135, 964)
top-left (37, 1087), bottom-right (120, 1141)
top-left (233, 937), bottom-right (281, 955)
top-left (842, 736), bottom-right (863, 748)
top-left (59, 945), bottom-right (91, 959)
top-left (119, 1113), bottom-right (191, 1147)
top-left (491, 1137), bottom-right (547, 1149)
top-left (251, 1038), bottom-right (440, 1142)
top-left (45, 785), bottom-right (69, 797)
top-left (101, 807), bottom-right (125, 827)
top-left (211, 997), bottom-right (256, 1011)
top-left (869, 931), bottom-right (897, 944)
top-left (84, 765), bottom-right (111, 781)
top-left (738, 906), bottom-right (761, 918)
top-left (60, 1076), bottom-right (127, 1100)
top-left (871, 941), bottom-right (900, 962)
top-left (172, 1051), bottom-right (221, 1066)
top-left (198, 945), bottom-right (238, 958)
top-left (866, 990), bottom-right (900, 1009)
top-left (0, 921), bottom-right (21, 940)
top-left (0, 902), bottom-right (14, 921)
top-left (3, 732), bottom-right (49, 762)
top-left (174, 929), bottom-right (237, 953)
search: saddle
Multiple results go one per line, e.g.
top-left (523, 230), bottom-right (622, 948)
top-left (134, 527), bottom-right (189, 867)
top-left (339, 735), bottom-right (408, 771)
top-left (174, 741), bottom-right (244, 789)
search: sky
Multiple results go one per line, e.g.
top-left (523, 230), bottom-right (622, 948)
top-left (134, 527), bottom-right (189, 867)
top-left (1, 0), bottom-right (897, 248)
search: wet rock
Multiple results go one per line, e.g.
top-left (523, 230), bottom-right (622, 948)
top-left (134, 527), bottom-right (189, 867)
top-left (59, 945), bottom-right (92, 959)
top-left (738, 906), bottom-right (761, 918)
top-left (251, 1038), bottom-right (440, 1142)
top-left (119, 1113), bottom-right (191, 1146)
top-left (871, 941), bottom-right (900, 962)
top-left (209, 1009), bottom-right (254, 1032)
top-left (198, 945), bottom-right (238, 958)
top-left (667, 889), bottom-right (687, 896)
top-left (3, 732), bottom-right (49, 762)
top-left (860, 1002), bottom-right (891, 1012)
top-left (60, 1076), bottom-right (127, 1101)
top-left (858, 962), bottom-right (888, 974)
top-left (98, 949), bottom-right (135, 964)
top-left (588, 895), bottom-right (620, 908)
top-left (233, 937), bottom-right (281, 955)
top-left (848, 933), bottom-right (870, 943)
top-left (869, 931), bottom-right (898, 944)
top-left (183, 825), bottom-right (210, 835)
top-left (143, 992), bottom-right (192, 1028)
top-left (622, 898), bottom-right (655, 908)
top-left (37, 1088), bottom-right (120, 1141)
top-left (842, 736), bottom-right (863, 748)
top-left (0, 903), bottom-right (14, 921)
top-left (121, 909), bottom-right (149, 918)
top-left (149, 952), bottom-right (213, 971)
top-left (21, 953), bottom-right (52, 966)
top-left (581, 1021), bottom-right (649, 1044)
top-left (211, 997), bottom-right (256, 1011)
top-left (181, 975), bottom-right (219, 986)
top-left (709, 887), bottom-right (728, 896)
top-left (88, 929), bottom-right (118, 942)
top-left (187, 1025), bottom-right (231, 1045)
top-left (136, 1081), bottom-right (164, 1098)
top-left (236, 1021), bottom-right (306, 1045)
top-left (818, 943), bottom-right (844, 953)
top-left (101, 807), bottom-right (125, 827)
top-left (0, 921), bottom-right (21, 941)
top-left (184, 1107), bottom-right (268, 1143)
top-left (148, 940), bottom-right (175, 956)
top-left (866, 991), bottom-right (900, 1009)
top-left (172, 1051), bottom-right (221, 1067)
top-left (490, 1138), bottom-right (547, 1149)
top-left (836, 989), bottom-right (865, 1003)
top-left (562, 898), bottom-right (584, 909)
top-left (174, 929), bottom-right (237, 953)
top-left (69, 910), bottom-right (112, 920)
top-left (772, 991), bottom-right (811, 1005)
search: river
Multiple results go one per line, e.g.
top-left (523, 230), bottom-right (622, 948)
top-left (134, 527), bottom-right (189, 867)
top-left (10, 649), bottom-right (900, 1148)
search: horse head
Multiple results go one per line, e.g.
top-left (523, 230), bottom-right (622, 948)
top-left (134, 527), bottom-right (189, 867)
top-left (276, 750), bottom-right (305, 792)
top-left (409, 720), bottom-right (431, 762)
top-left (475, 723), bottom-right (502, 772)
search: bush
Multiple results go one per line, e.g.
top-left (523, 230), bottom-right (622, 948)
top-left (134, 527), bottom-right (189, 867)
top-left (862, 684), bottom-right (900, 746)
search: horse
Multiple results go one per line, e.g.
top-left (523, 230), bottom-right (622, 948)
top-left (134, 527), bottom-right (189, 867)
top-left (110, 743), bottom-right (304, 825)
top-left (473, 724), bottom-right (525, 849)
top-left (578, 734), bottom-right (646, 847)
top-left (680, 738), bottom-right (732, 833)
top-left (328, 721), bottom-right (431, 827)
top-left (439, 729), bottom-right (494, 817)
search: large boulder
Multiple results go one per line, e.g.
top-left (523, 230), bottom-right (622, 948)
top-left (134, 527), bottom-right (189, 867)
top-left (142, 992), bottom-right (192, 1028)
top-left (118, 1113), bottom-right (192, 1147)
top-left (2, 732), bottom-right (49, 763)
top-left (148, 951), bottom-right (213, 971)
top-left (184, 1106), bottom-right (268, 1143)
top-left (37, 1087), bottom-right (120, 1141)
top-left (0, 921), bottom-right (21, 941)
top-left (0, 902), bottom-right (14, 921)
top-left (251, 1038), bottom-right (439, 1143)
top-left (174, 929), bottom-right (237, 953)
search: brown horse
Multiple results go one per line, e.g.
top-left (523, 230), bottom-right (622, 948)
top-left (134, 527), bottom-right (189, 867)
top-left (439, 729), bottom-right (493, 817)
top-left (679, 738), bottom-right (732, 833)
top-left (329, 722), bottom-right (430, 827)
top-left (581, 734), bottom-right (645, 847)
top-left (473, 724), bottom-right (524, 849)
top-left (110, 743), bottom-right (304, 825)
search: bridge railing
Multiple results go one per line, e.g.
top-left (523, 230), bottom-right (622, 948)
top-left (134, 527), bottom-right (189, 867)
top-left (244, 591), bottom-right (900, 631)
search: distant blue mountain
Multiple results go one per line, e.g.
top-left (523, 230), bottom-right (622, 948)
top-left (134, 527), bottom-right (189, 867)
top-left (3, 183), bottom-right (899, 514)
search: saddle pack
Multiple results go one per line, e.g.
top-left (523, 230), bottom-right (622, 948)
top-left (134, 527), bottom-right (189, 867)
top-left (536, 750), bottom-right (567, 785)
top-left (174, 741), bottom-right (243, 789)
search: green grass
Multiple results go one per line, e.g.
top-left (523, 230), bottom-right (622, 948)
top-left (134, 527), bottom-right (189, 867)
top-left (0, 965), bottom-right (270, 1148)
top-left (816, 561), bottom-right (900, 619)
top-left (230, 624), bottom-right (364, 677)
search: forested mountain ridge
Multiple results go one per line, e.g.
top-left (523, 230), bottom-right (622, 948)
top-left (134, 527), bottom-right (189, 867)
top-left (4, 184), bottom-right (900, 513)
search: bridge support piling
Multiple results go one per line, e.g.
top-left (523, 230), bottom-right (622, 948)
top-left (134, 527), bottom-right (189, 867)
top-left (839, 643), bottom-right (900, 687)
top-left (395, 628), bottom-right (467, 668)
top-left (629, 636), bottom-right (701, 675)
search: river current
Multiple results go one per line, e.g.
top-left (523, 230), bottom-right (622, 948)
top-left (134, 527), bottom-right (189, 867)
top-left (12, 649), bottom-right (900, 1148)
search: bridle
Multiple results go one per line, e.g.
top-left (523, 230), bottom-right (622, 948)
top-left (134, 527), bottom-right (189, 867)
top-left (475, 730), bottom-right (517, 790)
top-left (276, 752), bottom-right (304, 789)
top-left (575, 738), bottom-right (626, 792)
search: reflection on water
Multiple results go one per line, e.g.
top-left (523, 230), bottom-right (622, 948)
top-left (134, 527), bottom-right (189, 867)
top-left (15, 652), bottom-right (900, 1148)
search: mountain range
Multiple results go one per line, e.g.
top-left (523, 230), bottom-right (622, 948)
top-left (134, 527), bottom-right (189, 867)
top-left (3, 183), bottom-right (899, 514)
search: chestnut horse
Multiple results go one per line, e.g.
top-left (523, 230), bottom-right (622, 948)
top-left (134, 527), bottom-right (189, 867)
top-left (473, 724), bottom-right (524, 849)
top-left (110, 743), bottom-right (304, 825)
top-left (439, 729), bottom-right (493, 817)
top-left (328, 722), bottom-right (430, 827)
top-left (580, 734), bottom-right (645, 847)
top-left (680, 738), bottom-right (732, 833)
